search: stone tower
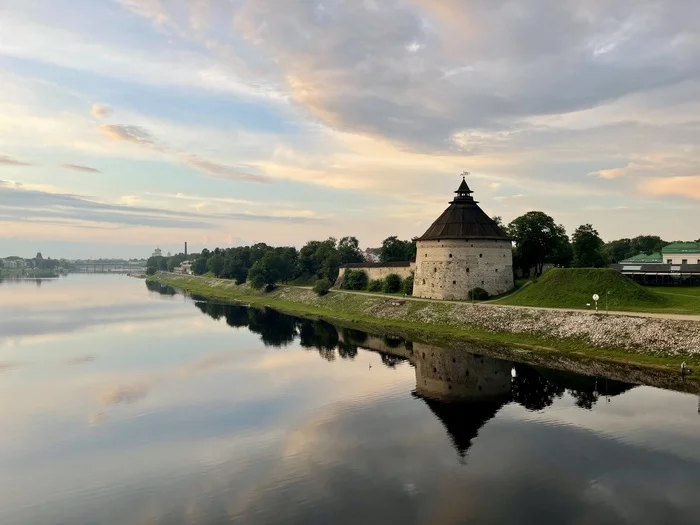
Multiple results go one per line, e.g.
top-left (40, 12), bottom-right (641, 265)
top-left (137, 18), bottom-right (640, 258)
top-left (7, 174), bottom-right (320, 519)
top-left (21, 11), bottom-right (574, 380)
top-left (412, 176), bottom-right (513, 299)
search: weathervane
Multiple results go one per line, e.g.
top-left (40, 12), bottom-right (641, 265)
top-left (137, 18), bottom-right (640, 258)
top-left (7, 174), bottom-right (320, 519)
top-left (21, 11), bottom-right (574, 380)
top-left (460, 170), bottom-right (470, 180)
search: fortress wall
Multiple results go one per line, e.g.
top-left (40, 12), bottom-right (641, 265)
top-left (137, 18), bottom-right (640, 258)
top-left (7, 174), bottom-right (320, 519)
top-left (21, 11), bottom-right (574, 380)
top-left (335, 263), bottom-right (415, 287)
top-left (413, 239), bottom-right (513, 299)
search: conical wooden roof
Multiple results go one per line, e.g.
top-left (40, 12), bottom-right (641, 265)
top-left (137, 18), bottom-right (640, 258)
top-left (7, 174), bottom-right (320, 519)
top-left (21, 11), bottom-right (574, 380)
top-left (418, 178), bottom-right (510, 241)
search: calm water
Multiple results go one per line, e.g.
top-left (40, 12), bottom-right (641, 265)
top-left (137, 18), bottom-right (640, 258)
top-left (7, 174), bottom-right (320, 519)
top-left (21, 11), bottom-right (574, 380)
top-left (2, 275), bottom-right (700, 525)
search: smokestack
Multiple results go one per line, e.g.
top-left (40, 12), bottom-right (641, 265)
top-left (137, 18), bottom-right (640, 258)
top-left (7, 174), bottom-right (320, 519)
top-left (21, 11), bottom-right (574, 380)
top-left (185, 242), bottom-right (188, 256)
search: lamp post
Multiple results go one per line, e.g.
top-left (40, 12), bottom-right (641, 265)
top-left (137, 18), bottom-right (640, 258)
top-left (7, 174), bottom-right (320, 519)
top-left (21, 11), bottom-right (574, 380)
top-left (592, 294), bottom-right (600, 312)
top-left (606, 290), bottom-right (611, 314)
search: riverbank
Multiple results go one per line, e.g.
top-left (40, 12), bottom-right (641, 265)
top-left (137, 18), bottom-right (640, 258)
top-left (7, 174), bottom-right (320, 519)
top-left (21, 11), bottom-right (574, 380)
top-left (149, 273), bottom-right (700, 378)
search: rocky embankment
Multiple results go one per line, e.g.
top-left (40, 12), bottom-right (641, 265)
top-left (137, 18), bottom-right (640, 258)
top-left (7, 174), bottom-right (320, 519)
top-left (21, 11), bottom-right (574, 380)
top-left (152, 274), bottom-right (700, 357)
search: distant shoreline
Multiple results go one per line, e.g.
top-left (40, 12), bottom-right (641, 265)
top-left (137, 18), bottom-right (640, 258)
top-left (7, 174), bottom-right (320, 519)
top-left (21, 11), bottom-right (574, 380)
top-left (148, 273), bottom-right (700, 384)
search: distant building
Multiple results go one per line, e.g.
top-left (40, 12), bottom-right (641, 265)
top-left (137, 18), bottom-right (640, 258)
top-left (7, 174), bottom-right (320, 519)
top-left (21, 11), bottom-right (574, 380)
top-left (173, 261), bottom-right (192, 275)
top-left (152, 247), bottom-right (162, 258)
top-left (613, 242), bottom-right (700, 285)
top-left (2, 257), bottom-right (26, 269)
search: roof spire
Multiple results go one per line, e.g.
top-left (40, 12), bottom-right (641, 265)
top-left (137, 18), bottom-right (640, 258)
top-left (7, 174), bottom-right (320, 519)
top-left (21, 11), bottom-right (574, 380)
top-left (455, 171), bottom-right (474, 199)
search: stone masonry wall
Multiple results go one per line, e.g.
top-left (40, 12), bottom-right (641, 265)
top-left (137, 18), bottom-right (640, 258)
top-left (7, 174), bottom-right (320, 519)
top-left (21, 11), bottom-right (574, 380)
top-left (413, 239), bottom-right (513, 299)
top-left (335, 264), bottom-right (415, 287)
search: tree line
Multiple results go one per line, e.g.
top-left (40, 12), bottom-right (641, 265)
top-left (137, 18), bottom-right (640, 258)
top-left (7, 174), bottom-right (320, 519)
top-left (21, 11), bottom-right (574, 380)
top-left (146, 210), bottom-right (697, 286)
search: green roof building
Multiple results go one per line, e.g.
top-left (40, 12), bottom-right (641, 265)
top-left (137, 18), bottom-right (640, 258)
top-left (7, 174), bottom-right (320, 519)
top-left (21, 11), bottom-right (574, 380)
top-left (661, 242), bottom-right (700, 265)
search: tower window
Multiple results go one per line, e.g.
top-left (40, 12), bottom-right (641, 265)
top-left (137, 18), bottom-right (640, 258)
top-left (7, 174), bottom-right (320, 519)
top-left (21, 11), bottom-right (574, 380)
top-left (452, 280), bottom-right (456, 285)
top-left (481, 281), bottom-right (484, 285)
top-left (466, 268), bottom-right (470, 273)
top-left (495, 269), bottom-right (498, 273)
top-left (479, 254), bottom-right (483, 258)
top-left (449, 253), bottom-right (452, 258)
top-left (434, 267), bottom-right (437, 273)
top-left (422, 280), bottom-right (426, 285)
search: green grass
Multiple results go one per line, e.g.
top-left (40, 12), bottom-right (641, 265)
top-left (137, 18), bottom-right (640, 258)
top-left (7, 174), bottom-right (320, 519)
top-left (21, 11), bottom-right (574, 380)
top-left (493, 268), bottom-right (700, 315)
top-left (148, 273), bottom-right (700, 384)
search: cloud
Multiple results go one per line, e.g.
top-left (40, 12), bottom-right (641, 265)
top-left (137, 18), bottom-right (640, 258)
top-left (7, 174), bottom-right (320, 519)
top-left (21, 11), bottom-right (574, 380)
top-left (0, 154), bottom-right (33, 167)
top-left (90, 103), bottom-right (112, 119)
top-left (0, 183), bottom-right (318, 230)
top-left (100, 383), bottom-right (148, 405)
top-left (62, 355), bottom-right (96, 365)
top-left (60, 163), bottom-right (101, 173)
top-left (183, 155), bottom-right (270, 184)
top-left (99, 124), bottom-right (156, 146)
top-left (99, 119), bottom-right (271, 184)
top-left (640, 176), bottom-right (700, 199)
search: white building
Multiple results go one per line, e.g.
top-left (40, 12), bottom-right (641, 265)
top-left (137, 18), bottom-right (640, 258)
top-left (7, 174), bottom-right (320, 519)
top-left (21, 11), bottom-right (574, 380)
top-left (152, 247), bottom-right (162, 258)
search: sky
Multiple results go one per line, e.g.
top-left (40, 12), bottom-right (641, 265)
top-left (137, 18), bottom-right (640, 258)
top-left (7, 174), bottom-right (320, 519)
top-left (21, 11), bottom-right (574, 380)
top-left (1, 0), bottom-right (700, 259)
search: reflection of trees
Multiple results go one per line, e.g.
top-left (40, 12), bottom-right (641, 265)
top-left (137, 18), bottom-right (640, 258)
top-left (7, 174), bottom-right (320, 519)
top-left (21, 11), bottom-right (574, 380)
top-left (247, 308), bottom-right (298, 347)
top-left (223, 306), bottom-right (249, 329)
top-left (380, 353), bottom-right (407, 369)
top-left (145, 280), bottom-right (176, 295)
top-left (299, 320), bottom-right (339, 361)
top-left (510, 364), bottom-right (565, 411)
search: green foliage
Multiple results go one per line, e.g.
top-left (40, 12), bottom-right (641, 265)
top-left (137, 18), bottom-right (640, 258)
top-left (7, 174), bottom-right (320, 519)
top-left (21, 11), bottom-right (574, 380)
top-left (495, 268), bottom-right (666, 310)
top-left (342, 269), bottom-right (369, 290)
top-left (248, 251), bottom-right (286, 290)
top-left (379, 236), bottom-right (416, 262)
top-left (383, 273), bottom-right (402, 293)
top-left (604, 236), bottom-right (669, 263)
top-left (207, 254), bottom-right (225, 276)
top-left (572, 224), bottom-right (608, 268)
top-left (313, 278), bottom-right (332, 296)
top-left (368, 279), bottom-right (383, 292)
top-left (298, 238), bottom-right (341, 282)
top-left (146, 267), bottom-right (157, 276)
top-left (469, 287), bottom-right (490, 301)
top-left (402, 274), bottom-right (414, 295)
top-left (146, 255), bottom-right (167, 275)
top-left (337, 236), bottom-right (365, 264)
top-left (508, 211), bottom-right (570, 276)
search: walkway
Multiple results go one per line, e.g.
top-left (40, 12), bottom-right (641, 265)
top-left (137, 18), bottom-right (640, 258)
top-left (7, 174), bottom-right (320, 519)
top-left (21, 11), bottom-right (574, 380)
top-left (315, 287), bottom-right (700, 322)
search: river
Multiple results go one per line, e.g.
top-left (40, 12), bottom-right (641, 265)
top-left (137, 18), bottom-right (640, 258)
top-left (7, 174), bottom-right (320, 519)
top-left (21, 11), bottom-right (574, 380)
top-left (1, 274), bottom-right (700, 524)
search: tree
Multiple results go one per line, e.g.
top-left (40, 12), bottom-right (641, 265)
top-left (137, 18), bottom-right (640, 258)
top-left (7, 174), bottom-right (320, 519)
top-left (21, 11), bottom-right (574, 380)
top-left (508, 211), bottom-right (569, 276)
top-left (402, 274), bottom-right (414, 295)
top-left (248, 251), bottom-right (285, 290)
top-left (207, 254), bottom-right (225, 276)
top-left (342, 270), bottom-right (369, 290)
top-left (379, 236), bottom-right (416, 262)
top-left (604, 238), bottom-right (634, 263)
top-left (313, 278), bottom-right (332, 296)
top-left (368, 279), bottom-right (382, 292)
top-left (298, 238), bottom-right (341, 281)
top-left (630, 235), bottom-right (666, 255)
top-left (337, 236), bottom-right (364, 264)
top-left (572, 224), bottom-right (608, 268)
top-left (383, 273), bottom-right (402, 293)
top-left (492, 216), bottom-right (505, 229)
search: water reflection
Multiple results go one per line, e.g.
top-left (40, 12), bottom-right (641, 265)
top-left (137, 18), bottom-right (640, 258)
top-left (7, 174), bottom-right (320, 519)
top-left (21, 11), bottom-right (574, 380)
top-left (154, 283), bottom-right (640, 461)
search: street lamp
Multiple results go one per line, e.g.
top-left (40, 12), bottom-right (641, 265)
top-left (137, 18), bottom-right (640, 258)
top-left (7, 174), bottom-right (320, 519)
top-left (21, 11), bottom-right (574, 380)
top-left (592, 294), bottom-right (600, 312)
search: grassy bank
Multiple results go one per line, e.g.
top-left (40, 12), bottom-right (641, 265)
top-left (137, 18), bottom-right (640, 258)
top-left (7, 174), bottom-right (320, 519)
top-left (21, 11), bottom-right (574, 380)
top-left (493, 268), bottom-right (700, 315)
top-left (149, 273), bottom-right (700, 380)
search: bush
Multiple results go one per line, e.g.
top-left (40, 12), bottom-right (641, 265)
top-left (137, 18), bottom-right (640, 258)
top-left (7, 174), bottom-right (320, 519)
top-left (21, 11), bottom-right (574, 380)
top-left (342, 269), bottom-right (369, 290)
top-left (383, 273), bottom-right (402, 293)
top-left (146, 267), bottom-right (157, 275)
top-left (313, 278), bottom-right (332, 296)
top-left (368, 279), bottom-right (383, 292)
top-left (402, 274), bottom-right (414, 296)
top-left (469, 287), bottom-right (490, 301)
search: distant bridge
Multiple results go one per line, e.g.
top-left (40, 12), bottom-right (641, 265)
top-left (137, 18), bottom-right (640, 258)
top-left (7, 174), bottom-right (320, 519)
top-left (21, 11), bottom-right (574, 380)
top-left (70, 263), bottom-right (146, 274)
